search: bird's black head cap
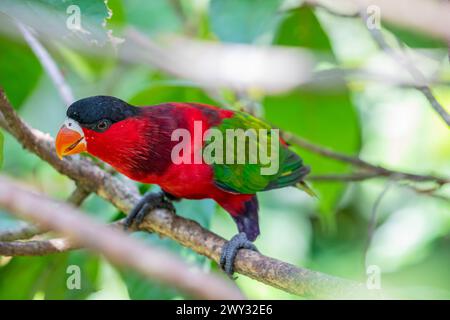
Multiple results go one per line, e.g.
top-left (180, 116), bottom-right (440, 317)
top-left (67, 96), bottom-right (139, 125)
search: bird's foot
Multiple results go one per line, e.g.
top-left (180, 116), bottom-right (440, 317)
top-left (220, 232), bottom-right (258, 278)
top-left (124, 191), bottom-right (176, 230)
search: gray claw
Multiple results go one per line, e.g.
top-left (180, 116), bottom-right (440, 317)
top-left (220, 232), bottom-right (258, 277)
top-left (124, 191), bottom-right (175, 230)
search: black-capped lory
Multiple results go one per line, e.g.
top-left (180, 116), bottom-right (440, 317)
top-left (55, 96), bottom-right (313, 275)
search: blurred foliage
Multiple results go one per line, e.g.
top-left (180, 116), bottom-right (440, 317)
top-left (209, 0), bottom-right (283, 43)
top-left (266, 7), bottom-right (360, 225)
top-left (0, 0), bottom-right (449, 300)
top-left (0, 0), bottom-right (111, 44)
top-left (0, 36), bottom-right (42, 107)
top-left (129, 84), bottom-right (217, 106)
top-left (384, 22), bottom-right (446, 49)
top-left (0, 251), bottom-right (99, 299)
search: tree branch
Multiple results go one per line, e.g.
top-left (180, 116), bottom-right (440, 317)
top-left (0, 237), bottom-right (72, 255)
top-left (350, 0), bottom-right (450, 42)
top-left (309, 172), bottom-right (381, 182)
top-left (309, 173), bottom-right (449, 202)
top-left (230, 91), bottom-right (449, 188)
top-left (282, 133), bottom-right (449, 185)
top-left (0, 89), bottom-right (373, 298)
top-left (0, 172), bottom-right (91, 242)
top-left (0, 222), bottom-right (42, 242)
top-left (304, 1), bottom-right (450, 126)
top-left (359, 10), bottom-right (450, 127)
top-left (67, 186), bottom-right (90, 206)
top-left (0, 175), bottom-right (243, 300)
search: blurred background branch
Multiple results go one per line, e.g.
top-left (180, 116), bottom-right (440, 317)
top-left (358, 8), bottom-right (450, 126)
top-left (301, 0), bottom-right (450, 126)
top-left (284, 133), bottom-right (449, 186)
top-left (0, 175), bottom-right (243, 300)
top-left (0, 186), bottom-right (91, 242)
top-left (15, 21), bottom-right (74, 106)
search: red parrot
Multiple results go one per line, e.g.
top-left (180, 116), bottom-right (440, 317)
top-left (55, 96), bottom-right (312, 275)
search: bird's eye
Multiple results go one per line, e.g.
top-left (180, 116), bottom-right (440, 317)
top-left (96, 119), bottom-right (111, 132)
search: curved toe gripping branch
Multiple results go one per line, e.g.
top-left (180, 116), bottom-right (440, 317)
top-left (124, 191), bottom-right (176, 230)
top-left (220, 232), bottom-right (259, 277)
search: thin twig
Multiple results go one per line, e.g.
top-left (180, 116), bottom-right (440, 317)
top-left (15, 21), bottom-right (74, 106)
top-left (350, 0), bottom-right (450, 42)
top-left (0, 223), bottom-right (42, 242)
top-left (415, 86), bottom-right (450, 126)
top-left (230, 90), bottom-right (449, 188)
top-left (282, 132), bottom-right (450, 185)
top-left (300, 2), bottom-right (450, 126)
top-left (399, 183), bottom-right (450, 203)
top-left (16, 20), bottom-right (96, 230)
top-left (0, 237), bottom-right (72, 255)
top-left (358, 7), bottom-right (449, 126)
top-left (364, 180), bottom-right (394, 267)
top-left (309, 172), bottom-right (386, 182)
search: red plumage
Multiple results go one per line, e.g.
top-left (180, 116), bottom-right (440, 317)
top-left (82, 102), bottom-right (258, 238)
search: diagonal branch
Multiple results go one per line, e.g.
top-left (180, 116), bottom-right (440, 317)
top-left (0, 222), bottom-right (42, 242)
top-left (15, 21), bottom-right (74, 106)
top-left (0, 175), bottom-right (243, 300)
top-left (303, 1), bottom-right (450, 127)
top-left (359, 10), bottom-right (450, 127)
top-left (232, 91), bottom-right (449, 188)
top-left (0, 168), bottom-right (91, 242)
top-left (282, 133), bottom-right (449, 185)
top-left (0, 237), bottom-right (72, 255)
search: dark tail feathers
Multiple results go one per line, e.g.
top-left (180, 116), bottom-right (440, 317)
top-left (232, 196), bottom-right (260, 241)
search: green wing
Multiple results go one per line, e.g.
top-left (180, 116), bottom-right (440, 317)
top-left (203, 111), bottom-right (309, 194)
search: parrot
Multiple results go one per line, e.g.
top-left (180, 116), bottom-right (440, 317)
top-left (55, 96), bottom-right (312, 275)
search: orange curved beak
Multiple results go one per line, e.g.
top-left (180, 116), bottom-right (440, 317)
top-left (55, 121), bottom-right (87, 159)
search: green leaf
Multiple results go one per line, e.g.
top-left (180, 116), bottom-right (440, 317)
top-left (119, 0), bottom-right (182, 35)
top-left (63, 250), bottom-right (100, 299)
top-left (0, 256), bottom-right (54, 299)
top-left (209, 0), bottom-right (283, 43)
top-left (129, 84), bottom-right (218, 106)
top-left (36, 251), bottom-right (99, 300)
top-left (274, 7), bottom-right (332, 51)
top-left (265, 7), bottom-right (361, 225)
top-left (0, 36), bottom-right (42, 108)
top-left (0, 0), bottom-right (113, 45)
top-left (384, 22), bottom-right (446, 49)
top-left (0, 252), bottom-right (99, 299)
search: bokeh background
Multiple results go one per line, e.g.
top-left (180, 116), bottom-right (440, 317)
top-left (0, 0), bottom-right (449, 299)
